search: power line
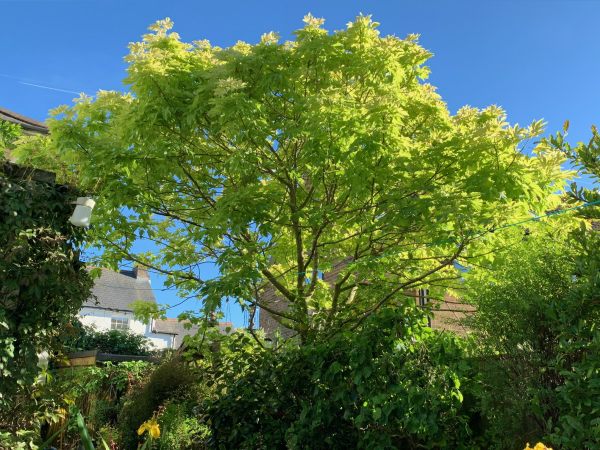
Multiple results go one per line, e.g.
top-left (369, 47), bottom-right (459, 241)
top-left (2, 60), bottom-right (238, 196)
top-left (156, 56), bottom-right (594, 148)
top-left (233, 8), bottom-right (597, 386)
top-left (425, 198), bottom-right (600, 247)
top-left (297, 199), bottom-right (600, 274)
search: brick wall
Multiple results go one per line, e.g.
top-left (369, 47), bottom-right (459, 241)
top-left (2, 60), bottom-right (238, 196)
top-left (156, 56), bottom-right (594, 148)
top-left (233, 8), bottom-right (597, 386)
top-left (259, 258), bottom-right (352, 339)
top-left (258, 284), bottom-right (297, 339)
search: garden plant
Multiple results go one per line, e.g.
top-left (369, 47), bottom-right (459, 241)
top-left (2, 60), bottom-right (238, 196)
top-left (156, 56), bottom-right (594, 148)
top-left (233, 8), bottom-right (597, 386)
top-left (4, 14), bottom-right (600, 450)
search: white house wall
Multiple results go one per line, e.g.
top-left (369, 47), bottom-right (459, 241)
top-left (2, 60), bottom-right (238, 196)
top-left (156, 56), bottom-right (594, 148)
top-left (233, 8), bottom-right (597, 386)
top-left (78, 307), bottom-right (174, 350)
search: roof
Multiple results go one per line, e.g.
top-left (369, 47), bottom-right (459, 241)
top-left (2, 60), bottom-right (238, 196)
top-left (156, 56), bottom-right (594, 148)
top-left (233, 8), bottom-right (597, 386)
top-left (153, 318), bottom-right (233, 348)
top-left (152, 318), bottom-right (193, 335)
top-left (84, 268), bottom-right (157, 312)
top-left (0, 107), bottom-right (48, 135)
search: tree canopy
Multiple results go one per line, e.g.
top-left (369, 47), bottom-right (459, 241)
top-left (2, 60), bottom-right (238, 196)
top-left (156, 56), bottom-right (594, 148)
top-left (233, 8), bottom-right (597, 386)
top-left (15, 15), bottom-right (567, 340)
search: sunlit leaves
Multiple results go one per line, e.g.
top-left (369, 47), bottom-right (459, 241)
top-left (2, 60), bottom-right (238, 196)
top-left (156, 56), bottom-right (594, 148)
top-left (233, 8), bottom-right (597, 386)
top-left (14, 15), bottom-right (568, 338)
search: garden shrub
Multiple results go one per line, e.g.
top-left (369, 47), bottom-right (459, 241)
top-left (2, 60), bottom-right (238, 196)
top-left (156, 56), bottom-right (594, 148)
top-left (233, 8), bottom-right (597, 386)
top-left (0, 360), bottom-right (153, 450)
top-left (544, 230), bottom-right (600, 448)
top-left (117, 357), bottom-right (198, 450)
top-left (157, 400), bottom-right (210, 450)
top-left (464, 230), bottom-right (600, 449)
top-left (70, 361), bottom-right (153, 431)
top-left (0, 160), bottom-right (93, 411)
top-left (207, 306), bottom-right (479, 449)
top-left (44, 361), bottom-right (153, 447)
top-left (64, 321), bottom-right (153, 355)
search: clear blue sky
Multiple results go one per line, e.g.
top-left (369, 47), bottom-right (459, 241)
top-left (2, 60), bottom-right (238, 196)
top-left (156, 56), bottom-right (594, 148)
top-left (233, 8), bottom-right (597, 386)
top-left (3, 0), bottom-right (600, 326)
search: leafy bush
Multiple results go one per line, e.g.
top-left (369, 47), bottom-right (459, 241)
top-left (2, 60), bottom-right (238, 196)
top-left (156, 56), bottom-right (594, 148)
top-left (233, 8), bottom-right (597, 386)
top-left (49, 361), bottom-right (153, 446)
top-left (0, 360), bottom-right (153, 450)
top-left (463, 229), bottom-right (600, 449)
top-left (543, 230), bottom-right (600, 448)
top-left (462, 232), bottom-right (575, 447)
top-left (0, 428), bottom-right (40, 450)
top-left (157, 401), bottom-right (210, 450)
top-left (65, 321), bottom-right (153, 355)
top-left (0, 130), bottom-right (93, 446)
top-left (207, 306), bottom-right (479, 449)
top-left (118, 357), bottom-right (198, 450)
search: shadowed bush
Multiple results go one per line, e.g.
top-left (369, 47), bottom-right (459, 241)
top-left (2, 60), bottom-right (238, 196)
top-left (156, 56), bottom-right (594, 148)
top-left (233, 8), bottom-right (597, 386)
top-left (117, 357), bottom-right (197, 450)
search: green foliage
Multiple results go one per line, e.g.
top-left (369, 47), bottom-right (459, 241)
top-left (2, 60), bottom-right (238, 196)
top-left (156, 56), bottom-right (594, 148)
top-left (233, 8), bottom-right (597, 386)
top-left (0, 429), bottom-right (39, 450)
top-left (547, 123), bottom-right (600, 215)
top-left (0, 118), bottom-right (22, 149)
top-left (9, 15), bottom-right (600, 450)
top-left (156, 400), bottom-right (210, 450)
top-left (0, 161), bottom-right (93, 411)
top-left (207, 306), bottom-right (478, 449)
top-left (0, 361), bottom-right (152, 450)
top-left (49, 362), bottom-right (152, 447)
top-left (60, 360), bottom-right (153, 402)
top-left (463, 232), bottom-right (573, 447)
top-left (14, 15), bottom-right (567, 339)
top-left (65, 321), bottom-right (153, 355)
top-left (463, 227), bottom-right (600, 449)
top-left (75, 409), bottom-right (95, 450)
top-left (118, 357), bottom-right (197, 450)
top-left (546, 129), bottom-right (600, 448)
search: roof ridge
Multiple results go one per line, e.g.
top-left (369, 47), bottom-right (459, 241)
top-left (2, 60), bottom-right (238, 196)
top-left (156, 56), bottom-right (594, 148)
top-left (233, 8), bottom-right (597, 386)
top-left (0, 107), bottom-right (48, 134)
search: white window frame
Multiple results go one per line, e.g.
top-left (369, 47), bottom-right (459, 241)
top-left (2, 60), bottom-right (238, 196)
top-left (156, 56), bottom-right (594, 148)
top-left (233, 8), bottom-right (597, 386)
top-left (110, 317), bottom-right (129, 331)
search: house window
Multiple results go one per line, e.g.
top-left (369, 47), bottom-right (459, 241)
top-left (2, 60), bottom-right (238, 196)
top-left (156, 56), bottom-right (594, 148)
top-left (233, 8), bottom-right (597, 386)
top-left (418, 288), bottom-right (429, 306)
top-left (111, 317), bottom-right (129, 331)
top-left (418, 289), bottom-right (432, 327)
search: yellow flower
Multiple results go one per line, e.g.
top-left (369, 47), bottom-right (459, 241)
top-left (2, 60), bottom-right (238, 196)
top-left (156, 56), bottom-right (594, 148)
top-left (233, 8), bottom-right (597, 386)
top-left (148, 422), bottom-right (160, 439)
top-left (137, 418), bottom-right (160, 439)
top-left (137, 422), bottom-right (148, 436)
top-left (524, 443), bottom-right (553, 450)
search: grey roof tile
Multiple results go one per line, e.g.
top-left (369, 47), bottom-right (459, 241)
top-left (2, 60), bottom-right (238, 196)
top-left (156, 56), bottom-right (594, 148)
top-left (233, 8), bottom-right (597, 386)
top-left (85, 268), bottom-right (157, 312)
top-left (153, 318), bottom-right (190, 335)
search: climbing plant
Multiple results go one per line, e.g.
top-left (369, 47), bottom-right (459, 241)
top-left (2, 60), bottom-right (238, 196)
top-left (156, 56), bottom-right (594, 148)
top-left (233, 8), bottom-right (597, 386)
top-left (0, 123), bottom-right (93, 416)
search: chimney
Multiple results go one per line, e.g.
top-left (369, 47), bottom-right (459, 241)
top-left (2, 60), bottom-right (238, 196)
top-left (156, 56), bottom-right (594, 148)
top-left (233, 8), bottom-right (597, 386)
top-left (133, 264), bottom-right (150, 282)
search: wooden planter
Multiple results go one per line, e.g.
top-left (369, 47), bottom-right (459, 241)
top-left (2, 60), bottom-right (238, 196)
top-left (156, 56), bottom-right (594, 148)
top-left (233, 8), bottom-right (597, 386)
top-left (55, 350), bottom-right (157, 368)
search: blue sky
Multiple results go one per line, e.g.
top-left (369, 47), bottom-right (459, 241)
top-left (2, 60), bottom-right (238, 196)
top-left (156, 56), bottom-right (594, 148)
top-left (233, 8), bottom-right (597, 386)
top-left (3, 0), bottom-right (600, 326)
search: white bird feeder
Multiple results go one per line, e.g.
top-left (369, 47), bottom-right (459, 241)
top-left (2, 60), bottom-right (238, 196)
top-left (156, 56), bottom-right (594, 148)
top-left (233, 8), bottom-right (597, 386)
top-left (69, 197), bottom-right (96, 227)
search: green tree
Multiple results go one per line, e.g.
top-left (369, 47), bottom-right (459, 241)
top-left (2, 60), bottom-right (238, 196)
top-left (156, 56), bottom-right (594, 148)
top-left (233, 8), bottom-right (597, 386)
top-left (15, 15), bottom-right (566, 341)
top-left (0, 119), bottom-right (21, 149)
top-left (542, 124), bottom-right (600, 448)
